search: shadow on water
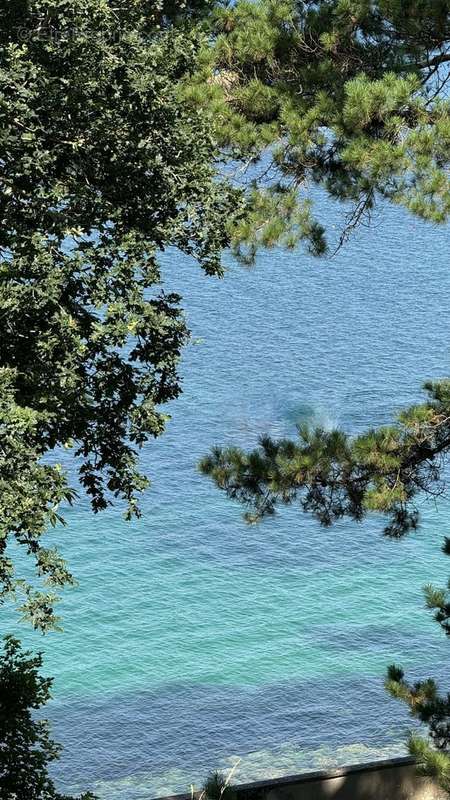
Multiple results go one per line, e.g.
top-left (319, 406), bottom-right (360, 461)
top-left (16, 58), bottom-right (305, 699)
top-left (280, 401), bottom-right (335, 431)
top-left (48, 665), bottom-right (447, 796)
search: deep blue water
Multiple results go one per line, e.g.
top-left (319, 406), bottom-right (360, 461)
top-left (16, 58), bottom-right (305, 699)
top-left (4, 193), bottom-right (450, 799)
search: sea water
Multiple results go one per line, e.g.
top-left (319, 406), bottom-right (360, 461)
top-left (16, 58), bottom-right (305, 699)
top-left (3, 193), bottom-right (450, 799)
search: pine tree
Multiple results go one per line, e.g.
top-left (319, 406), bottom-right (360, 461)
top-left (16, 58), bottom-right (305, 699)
top-left (200, 380), bottom-right (450, 534)
top-left (198, 5), bottom-right (450, 775)
top-left (386, 536), bottom-right (450, 794)
top-left (200, 384), bottom-right (450, 796)
top-left (188, 0), bottom-right (450, 259)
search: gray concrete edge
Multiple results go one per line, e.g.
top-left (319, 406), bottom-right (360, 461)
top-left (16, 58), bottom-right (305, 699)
top-left (156, 754), bottom-right (417, 800)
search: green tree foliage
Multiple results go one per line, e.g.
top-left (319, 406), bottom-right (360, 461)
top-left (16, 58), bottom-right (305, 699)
top-left (200, 770), bottom-right (236, 800)
top-left (0, 635), bottom-right (95, 799)
top-left (0, 0), bottom-right (242, 630)
top-left (200, 389), bottom-right (450, 795)
top-left (386, 536), bottom-right (450, 793)
top-left (200, 380), bottom-right (450, 534)
top-left (186, 0), bottom-right (450, 258)
top-left (198, 3), bottom-right (450, 763)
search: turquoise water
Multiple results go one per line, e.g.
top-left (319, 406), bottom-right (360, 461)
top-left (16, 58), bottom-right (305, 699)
top-left (4, 194), bottom-right (450, 799)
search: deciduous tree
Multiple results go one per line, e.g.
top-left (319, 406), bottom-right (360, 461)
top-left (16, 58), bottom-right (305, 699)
top-left (0, 0), bottom-right (241, 629)
top-left (0, 635), bottom-right (95, 799)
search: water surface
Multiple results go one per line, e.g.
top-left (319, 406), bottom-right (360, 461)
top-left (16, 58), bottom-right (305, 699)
top-left (4, 195), bottom-right (450, 799)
